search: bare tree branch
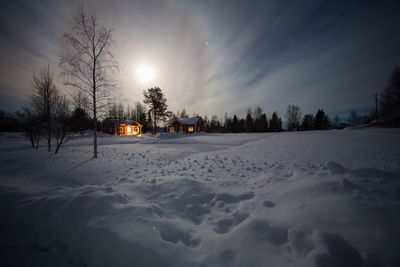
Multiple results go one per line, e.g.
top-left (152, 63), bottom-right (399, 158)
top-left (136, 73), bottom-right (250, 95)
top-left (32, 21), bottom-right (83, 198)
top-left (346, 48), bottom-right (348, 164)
top-left (60, 5), bottom-right (118, 158)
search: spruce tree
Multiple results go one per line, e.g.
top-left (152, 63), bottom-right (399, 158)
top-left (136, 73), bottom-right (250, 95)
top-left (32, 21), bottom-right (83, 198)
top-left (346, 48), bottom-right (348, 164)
top-left (232, 115), bottom-right (239, 133)
top-left (143, 87), bottom-right (169, 134)
top-left (245, 113), bottom-right (254, 133)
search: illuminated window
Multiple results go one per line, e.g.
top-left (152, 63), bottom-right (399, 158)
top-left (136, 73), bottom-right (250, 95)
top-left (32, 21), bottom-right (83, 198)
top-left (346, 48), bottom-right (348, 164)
top-left (188, 126), bottom-right (194, 132)
top-left (127, 126), bottom-right (131, 134)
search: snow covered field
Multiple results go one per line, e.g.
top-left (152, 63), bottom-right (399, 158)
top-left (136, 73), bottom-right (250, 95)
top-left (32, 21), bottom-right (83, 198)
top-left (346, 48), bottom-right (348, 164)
top-left (0, 129), bottom-right (399, 267)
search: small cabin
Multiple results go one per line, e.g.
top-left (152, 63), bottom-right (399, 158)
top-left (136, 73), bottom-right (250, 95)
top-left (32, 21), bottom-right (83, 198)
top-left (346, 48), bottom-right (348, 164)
top-left (117, 120), bottom-right (142, 136)
top-left (168, 117), bottom-right (203, 133)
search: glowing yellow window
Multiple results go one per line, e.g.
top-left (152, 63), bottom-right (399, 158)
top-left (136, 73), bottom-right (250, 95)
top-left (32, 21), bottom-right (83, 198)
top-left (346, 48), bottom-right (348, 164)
top-left (188, 126), bottom-right (194, 132)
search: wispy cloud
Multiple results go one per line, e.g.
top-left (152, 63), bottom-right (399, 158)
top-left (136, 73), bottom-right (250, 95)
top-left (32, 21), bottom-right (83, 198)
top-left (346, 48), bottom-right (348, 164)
top-left (1, 0), bottom-right (399, 119)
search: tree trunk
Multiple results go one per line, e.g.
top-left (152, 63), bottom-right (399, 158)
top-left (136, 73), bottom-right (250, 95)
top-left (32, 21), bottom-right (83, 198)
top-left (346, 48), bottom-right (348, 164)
top-left (153, 109), bottom-right (157, 135)
top-left (46, 78), bottom-right (51, 152)
top-left (44, 112), bottom-right (51, 152)
top-left (93, 93), bottom-right (97, 158)
top-left (47, 107), bottom-right (51, 152)
top-left (55, 134), bottom-right (65, 154)
top-left (29, 132), bottom-right (35, 148)
top-left (35, 133), bottom-right (40, 150)
top-left (47, 129), bottom-right (51, 152)
top-left (92, 60), bottom-right (98, 158)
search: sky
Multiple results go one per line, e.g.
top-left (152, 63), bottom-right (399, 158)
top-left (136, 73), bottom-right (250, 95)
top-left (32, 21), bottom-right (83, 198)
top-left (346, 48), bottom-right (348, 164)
top-left (0, 0), bottom-right (400, 119)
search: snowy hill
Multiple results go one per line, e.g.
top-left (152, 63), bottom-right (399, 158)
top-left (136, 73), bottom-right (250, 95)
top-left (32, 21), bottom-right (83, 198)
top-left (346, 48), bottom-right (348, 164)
top-left (0, 129), bottom-right (399, 267)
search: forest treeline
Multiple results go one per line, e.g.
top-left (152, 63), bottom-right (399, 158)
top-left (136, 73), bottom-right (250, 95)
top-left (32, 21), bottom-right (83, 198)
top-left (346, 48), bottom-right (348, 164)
top-left (1, 66), bottom-right (400, 135)
top-left (1, 65), bottom-right (399, 141)
top-left (0, 64), bottom-right (398, 156)
top-left (2, 63), bottom-right (398, 138)
top-left (0, 5), bottom-right (399, 156)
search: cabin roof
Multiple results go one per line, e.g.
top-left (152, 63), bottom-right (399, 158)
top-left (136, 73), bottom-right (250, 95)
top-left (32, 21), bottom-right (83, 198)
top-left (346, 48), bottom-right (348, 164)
top-left (119, 119), bottom-right (142, 126)
top-left (174, 117), bottom-right (201, 125)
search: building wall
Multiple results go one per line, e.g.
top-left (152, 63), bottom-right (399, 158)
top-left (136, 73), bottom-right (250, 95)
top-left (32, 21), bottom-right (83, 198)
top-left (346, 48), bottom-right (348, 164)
top-left (118, 124), bottom-right (142, 136)
top-left (169, 123), bottom-right (201, 133)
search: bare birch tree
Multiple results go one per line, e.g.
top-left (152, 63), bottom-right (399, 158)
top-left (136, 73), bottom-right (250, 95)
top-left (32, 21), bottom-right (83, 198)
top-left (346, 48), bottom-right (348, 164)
top-left (31, 65), bottom-right (59, 152)
top-left (60, 6), bottom-right (118, 158)
top-left (53, 95), bottom-right (71, 154)
top-left (285, 104), bottom-right (302, 131)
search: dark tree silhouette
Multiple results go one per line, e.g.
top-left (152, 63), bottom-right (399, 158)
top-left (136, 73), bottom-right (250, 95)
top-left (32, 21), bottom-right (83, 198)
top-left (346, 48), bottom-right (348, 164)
top-left (258, 113), bottom-right (268, 132)
top-left (53, 96), bottom-right (71, 154)
top-left (333, 115), bottom-right (341, 129)
top-left (72, 90), bottom-right (89, 113)
top-left (285, 104), bottom-right (301, 131)
top-left (348, 110), bottom-right (359, 127)
top-left (278, 118), bottom-right (283, 131)
top-left (60, 6), bottom-right (118, 158)
top-left (232, 115), bottom-right (239, 133)
top-left (314, 109), bottom-right (330, 130)
top-left (180, 108), bottom-right (188, 118)
top-left (19, 108), bottom-right (41, 149)
top-left (31, 65), bottom-right (59, 152)
top-left (209, 115), bottom-right (222, 132)
top-left (253, 107), bottom-right (263, 120)
top-left (143, 87), bottom-right (169, 134)
top-left (301, 114), bottom-right (314, 131)
top-left (269, 112), bottom-right (280, 132)
top-left (239, 118), bottom-right (246, 132)
top-left (203, 115), bottom-right (210, 132)
top-left (245, 113), bottom-right (254, 133)
top-left (381, 66), bottom-right (400, 123)
top-left (134, 102), bottom-right (148, 130)
top-left (69, 107), bottom-right (91, 132)
top-left (224, 113), bottom-right (233, 133)
top-left (253, 107), bottom-right (267, 132)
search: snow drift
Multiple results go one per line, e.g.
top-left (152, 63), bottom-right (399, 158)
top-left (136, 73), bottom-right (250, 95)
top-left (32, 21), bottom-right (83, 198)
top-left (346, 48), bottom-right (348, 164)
top-left (0, 129), bottom-right (399, 266)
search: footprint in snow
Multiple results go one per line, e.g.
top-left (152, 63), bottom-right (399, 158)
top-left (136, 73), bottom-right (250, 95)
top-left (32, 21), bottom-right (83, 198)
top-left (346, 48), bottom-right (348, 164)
top-left (262, 200), bottom-right (275, 208)
top-left (213, 212), bottom-right (249, 234)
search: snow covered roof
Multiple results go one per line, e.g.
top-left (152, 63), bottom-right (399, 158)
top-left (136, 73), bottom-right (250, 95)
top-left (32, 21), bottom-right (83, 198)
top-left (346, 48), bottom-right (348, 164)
top-left (175, 117), bottom-right (201, 125)
top-left (119, 119), bottom-right (142, 126)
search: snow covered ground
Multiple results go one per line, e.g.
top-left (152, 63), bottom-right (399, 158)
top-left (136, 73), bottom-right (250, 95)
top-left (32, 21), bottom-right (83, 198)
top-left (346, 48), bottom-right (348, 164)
top-left (0, 129), bottom-right (399, 267)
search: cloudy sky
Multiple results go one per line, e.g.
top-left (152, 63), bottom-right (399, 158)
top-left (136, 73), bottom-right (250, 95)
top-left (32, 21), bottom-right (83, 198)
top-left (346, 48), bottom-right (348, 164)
top-left (1, 0), bottom-right (400, 119)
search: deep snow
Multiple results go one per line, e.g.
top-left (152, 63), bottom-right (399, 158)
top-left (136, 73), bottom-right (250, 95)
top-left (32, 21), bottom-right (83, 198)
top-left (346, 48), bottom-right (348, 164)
top-left (0, 129), bottom-right (399, 267)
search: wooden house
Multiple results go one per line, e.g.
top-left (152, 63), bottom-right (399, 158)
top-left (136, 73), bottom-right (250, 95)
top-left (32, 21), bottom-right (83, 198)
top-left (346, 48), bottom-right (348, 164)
top-left (117, 120), bottom-right (143, 136)
top-left (168, 117), bottom-right (203, 133)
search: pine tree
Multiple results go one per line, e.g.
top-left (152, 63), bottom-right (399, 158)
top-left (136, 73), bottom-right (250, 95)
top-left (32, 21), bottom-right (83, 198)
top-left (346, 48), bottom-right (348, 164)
top-left (259, 114), bottom-right (268, 132)
top-left (278, 118), bottom-right (283, 132)
top-left (239, 118), bottom-right (246, 132)
top-left (143, 87), bottom-right (169, 134)
top-left (232, 115), bottom-right (239, 133)
top-left (301, 114), bottom-right (314, 131)
top-left (180, 108), bottom-right (188, 118)
top-left (245, 113), bottom-right (254, 133)
top-left (269, 112), bottom-right (279, 132)
top-left (314, 109), bottom-right (329, 130)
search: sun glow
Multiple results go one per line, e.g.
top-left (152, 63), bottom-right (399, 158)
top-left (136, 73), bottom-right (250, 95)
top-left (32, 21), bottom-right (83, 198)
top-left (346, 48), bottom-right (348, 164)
top-left (136, 64), bottom-right (155, 84)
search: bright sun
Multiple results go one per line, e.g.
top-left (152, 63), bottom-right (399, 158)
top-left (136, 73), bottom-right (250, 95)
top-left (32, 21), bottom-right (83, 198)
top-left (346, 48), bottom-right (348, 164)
top-left (136, 64), bottom-right (155, 84)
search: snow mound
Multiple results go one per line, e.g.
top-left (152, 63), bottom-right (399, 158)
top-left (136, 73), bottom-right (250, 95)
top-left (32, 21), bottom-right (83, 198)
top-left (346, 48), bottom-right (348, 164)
top-left (1, 129), bottom-right (400, 266)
